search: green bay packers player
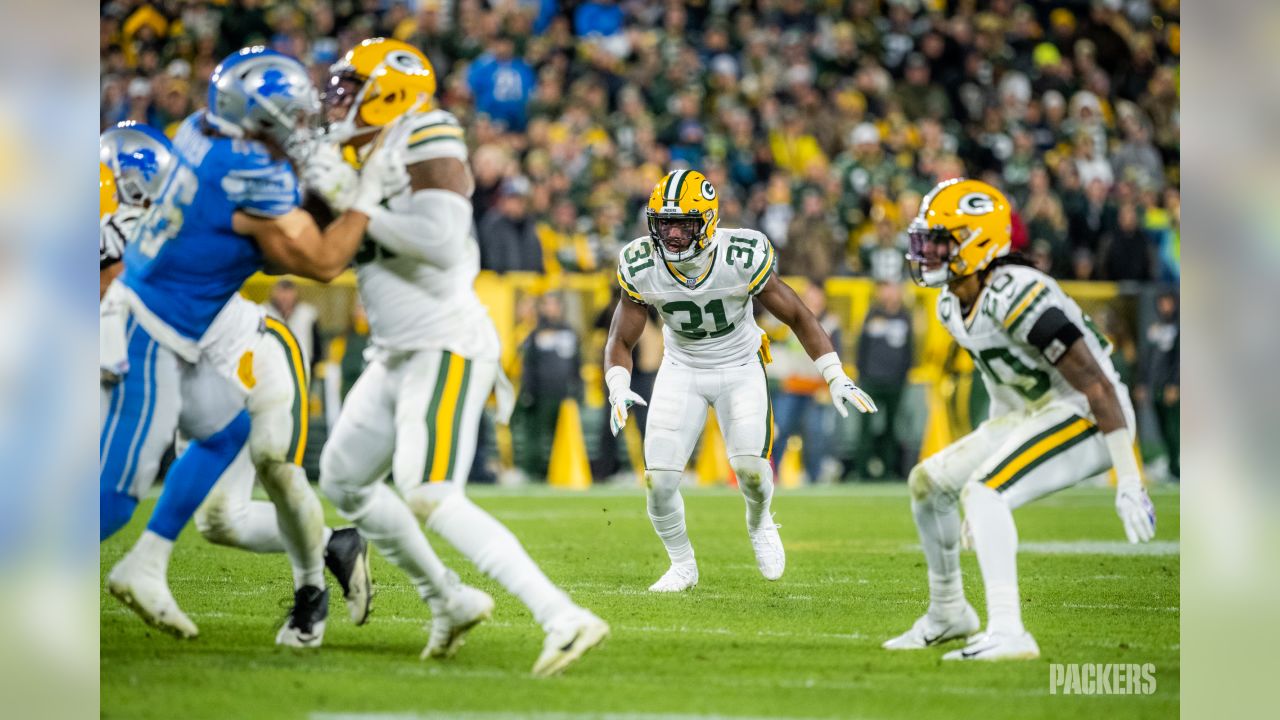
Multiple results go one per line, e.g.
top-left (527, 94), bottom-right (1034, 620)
top-left (305, 38), bottom-right (607, 675)
top-left (605, 169), bottom-right (877, 592)
top-left (884, 178), bottom-right (1156, 660)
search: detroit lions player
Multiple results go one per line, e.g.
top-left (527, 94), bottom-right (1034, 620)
top-left (99, 121), bottom-right (372, 646)
top-left (101, 48), bottom-right (392, 640)
top-left (605, 169), bottom-right (877, 593)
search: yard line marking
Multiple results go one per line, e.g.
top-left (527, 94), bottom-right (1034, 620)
top-left (902, 540), bottom-right (1180, 556)
top-left (313, 714), bottom-right (854, 720)
top-left (1061, 602), bottom-right (1179, 613)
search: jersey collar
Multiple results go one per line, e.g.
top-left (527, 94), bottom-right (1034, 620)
top-left (663, 247), bottom-right (718, 290)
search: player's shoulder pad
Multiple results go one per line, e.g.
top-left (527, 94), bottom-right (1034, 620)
top-left (400, 109), bottom-right (467, 164)
top-left (718, 227), bottom-right (776, 295)
top-left (616, 236), bottom-right (655, 302)
top-left (985, 264), bottom-right (1059, 335)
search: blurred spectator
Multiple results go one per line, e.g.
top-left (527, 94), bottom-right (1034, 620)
top-left (1099, 203), bottom-right (1154, 281)
top-left (1139, 290), bottom-right (1180, 480)
top-left (537, 199), bottom-right (598, 274)
top-left (479, 176), bottom-right (544, 273)
top-left (860, 218), bottom-right (907, 283)
top-left (514, 294), bottom-right (582, 480)
top-left (265, 278), bottom-right (322, 373)
top-left (1066, 178), bottom-right (1117, 259)
top-left (854, 281), bottom-right (913, 480)
top-left (466, 35), bottom-right (536, 132)
top-left (769, 283), bottom-right (841, 485)
top-left (780, 189), bottom-right (838, 281)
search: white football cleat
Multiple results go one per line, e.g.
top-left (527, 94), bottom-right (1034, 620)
top-left (943, 630), bottom-right (1040, 661)
top-left (747, 517), bottom-right (785, 581)
top-left (648, 563), bottom-right (698, 592)
top-left (107, 556), bottom-right (198, 639)
top-left (532, 608), bottom-right (610, 677)
top-left (882, 604), bottom-right (980, 650)
top-left (421, 584), bottom-right (494, 660)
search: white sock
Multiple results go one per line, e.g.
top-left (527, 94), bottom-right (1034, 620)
top-left (912, 493), bottom-right (966, 618)
top-left (731, 456), bottom-right (774, 530)
top-left (646, 470), bottom-right (695, 567)
top-left (962, 482), bottom-right (1024, 636)
top-left (259, 462), bottom-right (327, 589)
top-left (130, 530), bottom-right (174, 573)
top-left (343, 483), bottom-right (452, 600)
top-left (425, 492), bottom-right (574, 628)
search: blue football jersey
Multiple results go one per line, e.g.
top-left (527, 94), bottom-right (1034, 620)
top-left (122, 111), bottom-right (299, 347)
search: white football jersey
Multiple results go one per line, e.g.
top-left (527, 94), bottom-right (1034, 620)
top-left (353, 108), bottom-right (499, 361)
top-left (937, 264), bottom-right (1126, 419)
top-left (617, 228), bottom-right (776, 369)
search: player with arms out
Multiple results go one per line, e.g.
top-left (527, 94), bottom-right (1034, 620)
top-left (605, 169), bottom-right (877, 592)
top-left (305, 38), bottom-right (607, 675)
top-left (101, 48), bottom-right (390, 641)
top-left (883, 178), bottom-right (1156, 660)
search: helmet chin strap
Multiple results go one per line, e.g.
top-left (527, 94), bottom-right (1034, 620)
top-left (668, 234), bottom-right (715, 275)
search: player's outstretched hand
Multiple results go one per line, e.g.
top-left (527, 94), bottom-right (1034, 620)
top-left (608, 388), bottom-right (647, 437)
top-left (829, 376), bottom-right (877, 418)
top-left (302, 143), bottom-right (359, 212)
top-left (1115, 484), bottom-right (1156, 543)
top-left (352, 143), bottom-right (410, 213)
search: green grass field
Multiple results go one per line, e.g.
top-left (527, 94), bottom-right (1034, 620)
top-left (101, 484), bottom-right (1179, 720)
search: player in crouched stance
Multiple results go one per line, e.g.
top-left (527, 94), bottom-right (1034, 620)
top-left (307, 39), bottom-right (605, 675)
top-left (883, 179), bottom-right (1156, 660)
top-left (605, 170), bottom-right (876, 593)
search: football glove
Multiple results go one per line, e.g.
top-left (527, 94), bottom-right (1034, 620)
top-left (605, 366), bottom-right (647, 437)
top-left (352, 142), bottom-right (410, 214)
top-left (1115, 483), bottom-right (1156, 544)
top-left (828, 375), bottom-right (878, 418)
top-left (302, 143), bottom-right (359, 212)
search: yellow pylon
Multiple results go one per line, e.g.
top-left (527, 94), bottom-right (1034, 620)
top-left (547, 398), bottom-right (592, 490)
top-left (778, 436), bottom-right (804, 489)
top-left (696, 410), bottom-right (733, 486)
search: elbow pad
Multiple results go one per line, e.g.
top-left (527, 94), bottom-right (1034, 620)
top-left (1026, 307), bottom-right (1084, 364)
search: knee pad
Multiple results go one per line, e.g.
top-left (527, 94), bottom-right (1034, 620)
top-left (643, 470), bottom-right (682, 498)
top-left (194, 487), bottom-right (242, 547)
top-left (907, 464), bottom-right (934, 501)
top-left (319, 447), bottom-right (366, 515)
top-left (729, 455), bottom-right (771, 492)
top-left (405, 482), bottom-right (461, 525)
top-left (959, 480), bottom-right (1004, 509)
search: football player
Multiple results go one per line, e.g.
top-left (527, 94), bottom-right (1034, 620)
top-left (100, 48), bottom-right (393, 641)
top-left (883, 178), bottom-right (1156, 660)
top-left (303, 38), bottom-right (607, 675)
top-left (604, 169), bottom-right (878, 592)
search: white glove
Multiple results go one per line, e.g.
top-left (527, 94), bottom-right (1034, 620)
top-left (605, 366), bottom-right (647, 437)
top-left (301, 143), bottom-right (359, 212)
top-left (814, 352), bottom-right (877, 418)
top-left (1115, 483), bottom-right (1156, 543)
top-left (351, 141), bottom-right (410, 215)
top-left (1105, 428), bottom-right (1155, 543)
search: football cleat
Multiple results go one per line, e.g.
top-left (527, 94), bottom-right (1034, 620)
top-left (324, 526), bottom-right (373, 625)
top-left (648, 563), bottom-right (699, 592)
top-left (276, 585), bottom-right (329, 648)
top-left (747, 517), bottom-right (785, 581)
top-left (882, 604), bottom-right (980, 650)
top-left (107, 556), bottom-right (198, 639)
top-left (532, 608), bottom-right (610, 678)
top-left (422, 583), bottom-right (494, 660)
top-left (943, 630), bottom-right (1040, 661)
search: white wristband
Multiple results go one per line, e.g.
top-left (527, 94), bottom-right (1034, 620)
top-left (605, 366), bottom-right (632, 396)
top-left (1104, 428), bottom-right (1142, 487)
top-left (814, 352), bottom-right (844, 385)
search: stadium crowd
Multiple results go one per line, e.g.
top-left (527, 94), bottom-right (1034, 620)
top-left (101, 0), bottom-right (1180, 284)
top-left (100, 0), bottom-right (1180, 482)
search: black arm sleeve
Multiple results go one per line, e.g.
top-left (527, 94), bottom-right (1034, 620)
top-left (301, 191), bottom-right (336, 227)
top-left (1025, 306), bottom-right (1084, 364)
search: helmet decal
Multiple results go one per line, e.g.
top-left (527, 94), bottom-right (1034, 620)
top-left (701, 180), bottom-right (717, 200)
top-left (386, 49), bottom-right (426, 73)
top-left (957, 192), bottom-right (994, 215)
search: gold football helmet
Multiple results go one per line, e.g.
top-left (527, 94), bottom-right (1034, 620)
top-left (324, 38), bottom-right (436, 143)
top-left (907, 178), bottom-right (1012, 287)
top-left (646, 169), bottom-right (720, 262)
top-left (100, 162), bottom-right (119, 219)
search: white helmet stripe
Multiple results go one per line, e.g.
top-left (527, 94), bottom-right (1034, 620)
top-left (665, 169), bottom-right (686, 204)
